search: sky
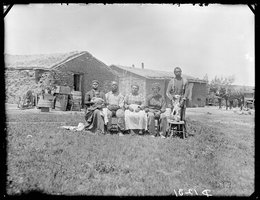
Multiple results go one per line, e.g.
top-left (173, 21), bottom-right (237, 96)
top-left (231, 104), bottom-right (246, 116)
top-left (4, 4), bottom-right (255, 86)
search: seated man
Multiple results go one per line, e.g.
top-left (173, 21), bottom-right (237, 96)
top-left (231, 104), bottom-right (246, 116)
top-left (84, 80), bottom-right (106, 135)
top-left (145, 83), bottom-right (167, 138)
top-left (105, 81), bottom-right (125, 136)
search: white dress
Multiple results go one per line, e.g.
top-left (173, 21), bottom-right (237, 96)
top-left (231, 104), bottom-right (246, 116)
top-left (124, 93), bottom-right (148, 130)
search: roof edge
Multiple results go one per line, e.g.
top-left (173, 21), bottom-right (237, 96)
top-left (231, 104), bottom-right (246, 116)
top-left (51, 51), bottom-right (88, 69)
top-left (52, 52), bottom-right (118, 77)
top-left (110, 64), bottom-right (207, 83)
top-left (110, 64), bottom-right (146, 79)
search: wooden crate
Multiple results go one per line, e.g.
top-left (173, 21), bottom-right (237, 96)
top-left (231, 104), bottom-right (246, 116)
top-left (55, 94), bottom-right (68, 111)
top-left (71, 102), bottom-right (81, 111)
top-left (41, 107), bottom-right (50, 112)
top-left (43, 94), bottom-right (54, 101)
top-left (37, 97), bottom-right (52, 108)
top-left (70, 91), bottom-right (82, 111)
top-left (55, 86), bottom-right (71, 94)
top-left (71, 91), bottom-right (82, 100)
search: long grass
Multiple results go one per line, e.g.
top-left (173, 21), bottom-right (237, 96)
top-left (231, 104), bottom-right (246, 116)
top-left (6, 111), bottom-right (254, 196)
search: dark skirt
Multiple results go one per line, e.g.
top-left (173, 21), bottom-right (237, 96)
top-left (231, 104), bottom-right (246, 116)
top-left (85, 106), bottom-right (105, 134)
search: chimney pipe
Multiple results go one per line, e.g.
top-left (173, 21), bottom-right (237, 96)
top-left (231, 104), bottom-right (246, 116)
top-left (141, 62), bottom-right (144, 69)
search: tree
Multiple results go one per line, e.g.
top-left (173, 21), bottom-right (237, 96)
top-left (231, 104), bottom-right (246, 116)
top-left (203, 74), bottom-right (209, 82)
top-left (209, 75), bottom-right (235, 96)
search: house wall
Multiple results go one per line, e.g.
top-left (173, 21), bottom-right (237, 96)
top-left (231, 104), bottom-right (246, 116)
top-left (52, 70), bottom-right (74, 87)
top-left (146, 78), bottom-right (166, 100)
top-left (110, 67), bottom-right (146, 96)
top-left (35, 69), bottom-right (74, 88)
top-left (190, 82), bottom-right (207, 107)
top-left (117, 73), bottom-right (146, 97)
top-left (164, 79), bottom-right (172, 107)
top-left (112, 69), bottom-right (167, 100)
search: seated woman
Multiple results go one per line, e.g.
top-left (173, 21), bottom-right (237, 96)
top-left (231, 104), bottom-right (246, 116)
top-left (84, 80), bottom-right (106, 135)
top-left (145, 83), bottom-right (168, 138)
top-left (124, 84), bottom-right (147, 135)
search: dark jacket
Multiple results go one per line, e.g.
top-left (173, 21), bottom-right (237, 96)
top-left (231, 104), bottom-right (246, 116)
top-left (84, 89), bottom-right (106, 107)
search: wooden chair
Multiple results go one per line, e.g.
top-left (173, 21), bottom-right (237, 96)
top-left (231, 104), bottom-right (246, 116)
top-left (107, 110), bottom-right (119, 134)
top-left (146, 112), bottom-right (160, 136)
top-left (167, 119), bottom-right (187, 139)
top-left (154, 117), bottom-right (160, 136)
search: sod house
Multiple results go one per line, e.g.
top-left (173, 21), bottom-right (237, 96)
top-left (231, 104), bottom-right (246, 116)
top-left (5, 51), bottom-right (118, 105)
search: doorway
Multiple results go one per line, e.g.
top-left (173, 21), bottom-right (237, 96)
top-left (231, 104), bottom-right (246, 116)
top-left (73, 74), bottom-right (83, 91)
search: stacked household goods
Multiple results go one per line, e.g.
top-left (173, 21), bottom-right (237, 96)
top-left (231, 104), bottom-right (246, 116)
top-left (54, 86), bottom-right (71, 111)
top-left (70, 90), bottom-right (82, 111)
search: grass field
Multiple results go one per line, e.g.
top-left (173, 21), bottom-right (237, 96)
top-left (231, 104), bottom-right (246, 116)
top-left (6, 105), bottom-right (254, 196)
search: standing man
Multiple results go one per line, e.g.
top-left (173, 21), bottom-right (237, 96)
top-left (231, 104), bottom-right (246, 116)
top-left (229, 96), bottom-right (234, 110)
top-left (240, 94), bottom-right (244, 111)
top-left (166, 67), bottom-right (189, 121)
top-left (216, 89), bottom-right (222, 109)
top-left (105, 81), bottom-right (125, 136)
top-left (84, 80), bottom-right (106, 135)
top-left (223, 89), bottom-right (229, 110)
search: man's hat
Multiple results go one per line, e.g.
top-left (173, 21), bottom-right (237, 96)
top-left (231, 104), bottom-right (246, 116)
top-left (131, 83), bottom-right (139, 89)
top-left (92, 80), bottom-right (99, 84)
top-left (152, 82), bottom-right (161, 90)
